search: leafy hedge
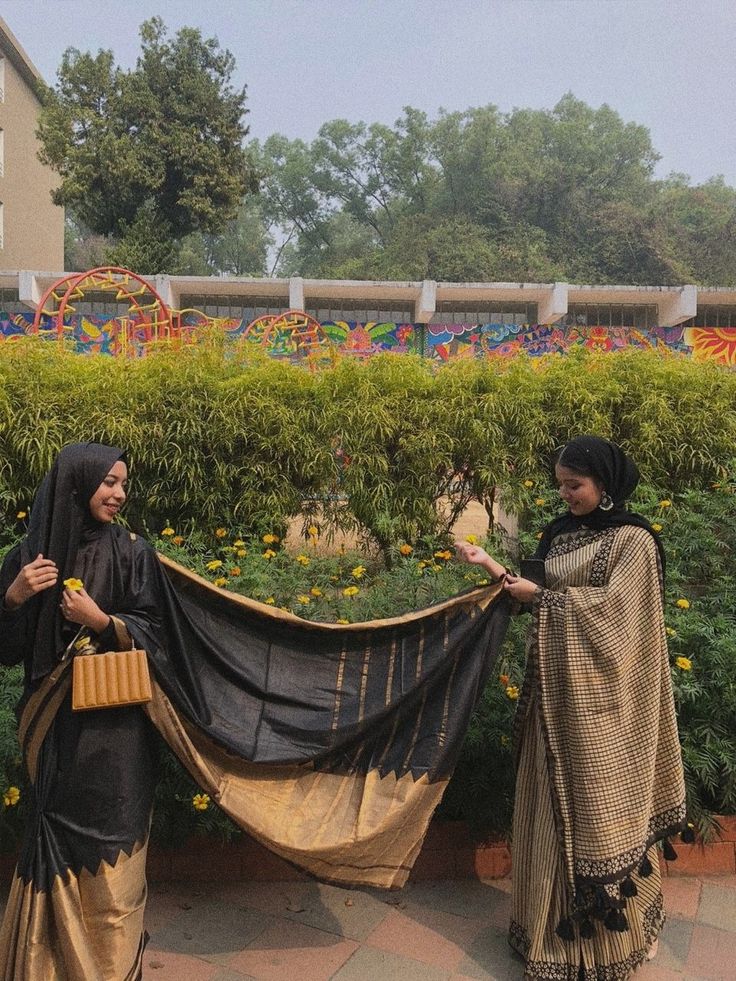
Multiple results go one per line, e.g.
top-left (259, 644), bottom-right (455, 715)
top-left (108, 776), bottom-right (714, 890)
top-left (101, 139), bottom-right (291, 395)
top-left (0, 340), bottom-right (735, 849)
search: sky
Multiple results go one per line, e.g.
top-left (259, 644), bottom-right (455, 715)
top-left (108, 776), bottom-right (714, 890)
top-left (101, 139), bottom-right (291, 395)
top-left (4, 0), bottom-right (736, 186)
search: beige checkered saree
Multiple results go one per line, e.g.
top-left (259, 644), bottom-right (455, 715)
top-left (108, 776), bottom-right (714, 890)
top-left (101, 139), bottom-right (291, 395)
top-left (510, 525), bottom-right (686, 980)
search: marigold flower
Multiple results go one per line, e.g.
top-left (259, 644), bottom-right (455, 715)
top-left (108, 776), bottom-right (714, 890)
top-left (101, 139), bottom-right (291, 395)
top-left (505, 685), bottom-right (520, 700)
top-left (205, 560), bottom-right (223, 571)
top-left (192, 793), bottom-right (210, 811)
top-left (343, 585), bottom-right (359, 597)
top-left (659, 499), bottom-right (672, 509)
top-left (262, 533), bottom-right (280, 544)
top-left (399, 543), bottom-right (413, 556)
top-left (3, 786), bottom-right (20, 807)
top-left (297, 595), bottom-right (311, 605)
top-left (262, 549), bottom-right (277, 560)
top-left (675, 656), bottom-right (692, 671)
top-left (465, 534), bottom-right (478, 544)
top-left (651, 523), bottom-right (663, 533)
top-left (310, 587), bottom-right (323, 597)
top-left (307, 525), bottom-right (319, 538)
top-left (236, 548), bottom-right (247, 558)
top-left (418, 560), bottom-right (428, 569)
top-left (16, 511), bottom-right (27, 520)
top-left (351, 565), bottom-right (366, 579)
top-left (233, 539), bottom-right (245, 547)
top-left (215, 528), bottom-right (227, 538)
top-left (536, 532), bottom-right (543, 540)
top-left (296, 554), bottom-right (310, 566)
top-left (213, 577), bottom-right (227, 587)
top-left (161, 527), bottom-right (175, 537)
top-left (523, 480), bottom-right (534, 488)
top-left (229, 567), bottom-right (241, 577)
top-left (434, 550), bottom-right (452, 561)
top-left (265, 597), bottom-right (275, 605)
top-left (63, 578), bottom-right (84, 591)
top-left (336, 618), bottom-right (350, 624)
top-left (666, 627), bottom-right (677, 637)
top-left (477, 578), bottom-right (489, 585)
top-left (431, 564), bottom-right (442, 572)
top-left (499, 673), bottom-right (510, 685)
top-left (173, 535), bottom-right (185, 546)
top-left (676, 598), bottom-right (690, 609)
top-left (535, 498), bottom-right (546, 507)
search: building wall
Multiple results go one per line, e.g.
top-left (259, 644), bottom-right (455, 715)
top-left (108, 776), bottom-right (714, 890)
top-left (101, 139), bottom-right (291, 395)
top-left (0, 50), bottom-right (64, 271)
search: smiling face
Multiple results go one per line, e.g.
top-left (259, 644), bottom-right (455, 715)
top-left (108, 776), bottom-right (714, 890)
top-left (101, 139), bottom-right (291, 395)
top-left (555, 462), bottom-right (603, 517)
top-left (88, 460), bottom-right (128, 523)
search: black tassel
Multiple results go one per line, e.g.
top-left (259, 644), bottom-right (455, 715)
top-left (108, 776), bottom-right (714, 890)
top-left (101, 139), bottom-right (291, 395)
top-left (681, 824), bottom-right (696, 844)
top-left (620, 876), bottom-right (638, 898)
top-left (615, 910), bottom-right (629, 932)
top-left (604, 908), bottom-right (618, 932)
top-left (663, 838), bottom-right (678, 861)
top-left (580, 917), bottom-right (595, 940)
top-left (639, 855), bottom-right (653, 877)
top-left (555, 917), bottom-right (575, 941)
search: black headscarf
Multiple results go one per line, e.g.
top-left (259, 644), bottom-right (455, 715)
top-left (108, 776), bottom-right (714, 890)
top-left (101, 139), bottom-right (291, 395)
top-left (20, 442), bottom-right (126, 680)
top-left (533, 435), bottom-right (665, 572)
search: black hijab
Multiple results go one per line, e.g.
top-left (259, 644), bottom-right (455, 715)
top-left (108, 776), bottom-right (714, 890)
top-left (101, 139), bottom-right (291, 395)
top-left (20, 442), bottom-right (126, 680)
top-left (533, 435), bottom-right (665, 572)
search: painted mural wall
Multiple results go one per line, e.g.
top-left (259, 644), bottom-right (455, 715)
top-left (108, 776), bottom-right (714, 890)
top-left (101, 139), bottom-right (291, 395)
top-left (1, 310), bottom-right (735, 366)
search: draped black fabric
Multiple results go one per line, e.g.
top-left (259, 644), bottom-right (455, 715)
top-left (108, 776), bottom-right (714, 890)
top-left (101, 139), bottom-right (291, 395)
top-left (16, 442), bottom-right (125, 681)
top-left (533, 435), bottom-right (665, 572)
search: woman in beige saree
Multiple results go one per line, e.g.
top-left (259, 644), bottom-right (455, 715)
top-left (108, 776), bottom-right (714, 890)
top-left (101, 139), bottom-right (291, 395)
top-left (457, 435), bottom-right (687, 981)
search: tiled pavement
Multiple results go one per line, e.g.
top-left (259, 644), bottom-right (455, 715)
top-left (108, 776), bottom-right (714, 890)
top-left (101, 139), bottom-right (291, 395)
top-left (2, 873), bottom-right (735, 979)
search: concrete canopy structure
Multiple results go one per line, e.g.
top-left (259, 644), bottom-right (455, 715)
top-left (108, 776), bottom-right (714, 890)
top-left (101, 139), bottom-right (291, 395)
top-left (0, 16), bottom-right (64, 272)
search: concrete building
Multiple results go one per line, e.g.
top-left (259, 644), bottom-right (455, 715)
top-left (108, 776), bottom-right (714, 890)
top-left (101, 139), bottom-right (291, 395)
top-left (0, 16), bottom-right (64, 272)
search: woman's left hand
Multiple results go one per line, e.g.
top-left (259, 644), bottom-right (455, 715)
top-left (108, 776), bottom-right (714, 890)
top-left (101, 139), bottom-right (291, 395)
top-left (60, 587), bottom-right (110, 633)
top-left (503, 574), bottom-right (540, 604)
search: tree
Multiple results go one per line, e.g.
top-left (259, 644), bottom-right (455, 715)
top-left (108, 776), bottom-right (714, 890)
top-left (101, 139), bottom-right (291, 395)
top-left (37, 17), bottom-right (256, 269)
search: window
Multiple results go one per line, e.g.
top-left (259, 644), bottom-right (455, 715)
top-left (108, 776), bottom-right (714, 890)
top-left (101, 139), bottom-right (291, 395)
top-left (430, 300), bottom-right (537, 325)
top-left (690, 306), bottom-right (736, 328)
top-left (563, 304), bottom-right (657, 328)
top-left (305, 298), bottom-right (413, 322)
top-left (179, 294), bottom-right (286, 320)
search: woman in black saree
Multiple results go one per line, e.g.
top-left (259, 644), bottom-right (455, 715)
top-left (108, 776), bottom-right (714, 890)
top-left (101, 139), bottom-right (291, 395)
top-left (0, 441), bottom-right (511, 980)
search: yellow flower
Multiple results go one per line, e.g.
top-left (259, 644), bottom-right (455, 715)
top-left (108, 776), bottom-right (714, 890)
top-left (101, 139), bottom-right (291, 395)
top-left (352, 565), bottom-right (366, 579)
top-left (233, 539), bottom-right (245, 547)
top-left (192, 793), bottom-right (210, 811)
top-left (307, 525), bottom-right (319, 538)
top-left (675, 656), bottom-right (692, 671)
top-left (229, 566), bottom-right (241, 577)
top-left (418, 560), bottom-right (428, 569)
top-left (465, 534), bottom-right (478, 544)
top-left (262, 549), bottom-right (277, 559)
top-left (477, 578), bottom-right (489, 585)
top-left (221, 545), bottom-right (235, 553)
top-left (343, 585), bottom-right (359, 597)
top-left (651, 523), bottom-right (663, 533)
top-left (666, 627), bottom-right (677, 637)
top-left (297, 594), bottom-right (311, 605)
top-left (711, 482), bottom-right (721, 489)
top-left (296, 554), bottom-right (310, 566)
top-left (659, 499), bottom-right (672, 509)
top-left (161, 527), bottom-right (175, 537)
top-left (336, 618), bottom-right (350, 624)
top-left (431, 564), bottom-right (442, 572)
top-left (262, 533), bottom-right (280, 545)
top-left (236, 548), bottom-right (247, 558)
top-left (265, 597), bottom-right (275, 604)
top-left (535, 498), bottom-right (546, 507)
top-left (16, 511), bottom-right (27, 520)
top-left (205, 560), bottom-right (223, 571)
top-left (434, 550), bottom-right (452, 561)
top-left (173, 535), bottom-right (185, 546)
top-left (500, 734), bottom-right (510, 746)
top-left (505, 685), bottom-right (520, 700)
top-left (523, 480), bottom-right (534, 488)
top-left (63, 578), bottom-right (84, 592)
top-left (215, 528), bottom-right (227, 538)
top-left (310, 587), bottom-right (323, 597)
top-left (329, 575), bottom-right (338, 582)
top-left (676, 598), bottom-right (690, 609)
top-left (3, 786), bottom-right (20, 807)
top-left (399, 543), bottom-right (413, 556)
top-left (536, 532), bottom-right (543, 540)
top-left (213, 577), bottom-right (227, 587)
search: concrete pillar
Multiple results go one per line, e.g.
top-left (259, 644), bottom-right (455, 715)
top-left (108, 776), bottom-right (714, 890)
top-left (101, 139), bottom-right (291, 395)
top-left (153, 274), bottom-right (173, 309)
top-left (415, 280), bottom-right (436, 323)
top-left (18, 269), bottom-right (40, 309)
top-left (289, 276), bottom-right (305, 311)
top-left (537, 282), bottom-right (568, 324)
top-left (658, 285), bottom-right (697, 326)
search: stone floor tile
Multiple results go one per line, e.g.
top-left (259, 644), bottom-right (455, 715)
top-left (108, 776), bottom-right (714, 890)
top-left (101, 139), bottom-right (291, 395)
top-left (276, 881), bottom-right (392, 940)
top-left (142, 948), bottom-right (221, 980)
top-left (363, 907), bottom-right (485, 971)
top-left (635, 963), bottom-right (687, 980)
top-left (686, 922), bottom-right (736, 979)
top-left (697, 882), bottom-right (736, 932)
top-left (226, 920), bottom-right (358, 981)
top-left (210, 970), bottom-right (258, 981)
top-left (149, 899), bottom-right (272, 958)
top-left (397, 879), bottom-right (513, 926)
top-left (655, 916), bottom-right (694, 973)
top-left (661, 876), bottom-right (702, 920)
top-left (330, 947), bottom-right (452, 981)
top-left (455, 923), bottom-right (522, 980)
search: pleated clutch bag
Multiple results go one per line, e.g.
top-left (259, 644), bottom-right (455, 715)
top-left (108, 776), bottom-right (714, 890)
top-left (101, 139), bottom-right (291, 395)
top-left (72, 647), bottom-right (152, 711)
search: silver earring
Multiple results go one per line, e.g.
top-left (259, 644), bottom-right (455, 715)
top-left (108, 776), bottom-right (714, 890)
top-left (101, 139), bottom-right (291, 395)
top-left (599, 491), bottom-right (614, 512)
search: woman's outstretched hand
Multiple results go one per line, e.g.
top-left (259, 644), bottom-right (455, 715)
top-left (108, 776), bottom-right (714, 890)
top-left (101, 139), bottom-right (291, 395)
top-left (454, 542), bottom-right (506, 581)
top-left (60, 587), bottom-right (110, 634)
top-left (503, 573), bottom-right (541, 604)
top-left (4, 554), bottom-right (58, 610)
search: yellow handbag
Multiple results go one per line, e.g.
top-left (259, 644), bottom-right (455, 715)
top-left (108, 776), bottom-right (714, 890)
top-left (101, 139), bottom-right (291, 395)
top-left (71, 639), bottom-right (152, 712)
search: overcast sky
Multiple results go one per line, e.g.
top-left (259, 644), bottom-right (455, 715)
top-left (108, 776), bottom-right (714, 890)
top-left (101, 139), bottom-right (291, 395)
top-left (4, 0), bottom-right (736, 186)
